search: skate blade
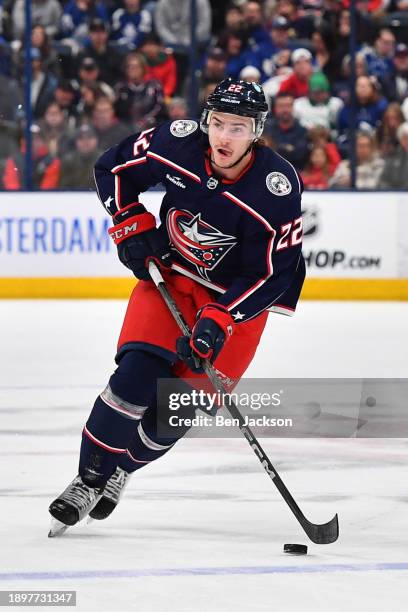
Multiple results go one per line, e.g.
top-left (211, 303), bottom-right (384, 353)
top-left (48, 518), bottom-right (69, 538)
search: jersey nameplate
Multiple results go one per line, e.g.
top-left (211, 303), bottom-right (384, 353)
top-left (170, 120), bottom-right (198, 137)
top-left (266, 172), bottom-right (292, 196)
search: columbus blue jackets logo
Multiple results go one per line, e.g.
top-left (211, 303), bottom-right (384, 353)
top-left (167, 209), bottom-right (237, 279)
top-left (170, 120), bottom-right (198, 138)
top-left (266, 172), bottom-right (292, 196)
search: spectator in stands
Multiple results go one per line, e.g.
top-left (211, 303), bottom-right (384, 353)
top-left (262, 63), bottom-right (293, 105)
top-left (76, 56), bottom-right (114, 100)
top-left (402, 97), bottom-right (408, 122)
top-left (275, 0), bottom-right (316, 39)
top-left (53, 79), bottom-right (80, 124)
top-left (91, 96), bottom-right (129, 150)
top-left (363, 28), bottom-right (396, 81)
top-left (243, 0), bottom-right (270, 47)
top-left (30, 47), bottom-right (58, 119)
top-left (0, 118), bottom-right (20, 188)
top-left (111, 0), bottom-right (152, 50)
top-left (311, 25), bottom-right (338, 83)
top-left (337, 75), bottom-right (388, 140)
top-left (76, 81), bottom-right (107, 120)
top-left (140, 33), bottom-right (177, 99)
top-left (293, 72), bottom-right (343, 132)
top-left (198, 80), bottom-right (219, 115)
top-left (248, 16), bottom-right (294, 81)
top-left (379, 43), bottom-right (408, 104)
top-left (377, 101), bottom-right (405, 157)
top-left (221, 3), bottom-right (245, 35)
top-left (278, 48), bottom-right (314, 98)
top-left (11, 0), bottom-right (62, 40)
top-left (301, 145), bottom-right (332, 189)
top-left (3, 124), bottom-right (60, 190)
top-left (0, 65), bottom-right (22, 122)
top-left (200, 47), bottom-right (227, 89)
top-left (115, 52), bottom-right (165, 132)
top-left (39, 101), bottom-right (73, 157)
top-left (31, 24), bottom-right (59, 75)
top-left (60, 0), bottom-right (110, 45)
top-left (155, 0), bottom-right (212, 93)
top-left (342, 0), bottom-right (389, 16)
top-left (166, 97), bottom-right (189, 121)
top-left (329, 130), bottom-right (385, 189)
top-left (59, 124), bottom-right (100, 189)
top-left (327, 9), bottom-right (368, 83)
top-left (333, 53), bottom-right (368, 104)
top-left (218, 30), bottom-right (250, 79)
top-left (264, 92), bottom-right (309, 169)
top-left (78, 18), bottom-right (123, 87)
top-left (308, 126), bottom-right (341, 174)
top-left (378, 122), bottom-right (408, 188)
top-left (239, 65), bottom-right (261, 83)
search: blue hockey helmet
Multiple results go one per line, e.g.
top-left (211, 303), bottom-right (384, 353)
top-left (200, 77), bottom-right (268, 139)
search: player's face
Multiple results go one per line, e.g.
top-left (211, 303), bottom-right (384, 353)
top-left (208, 112), bottom-right (254, 168)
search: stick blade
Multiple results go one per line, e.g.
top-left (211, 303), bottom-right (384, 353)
top-left (302, 513), bottom-right (339, 544)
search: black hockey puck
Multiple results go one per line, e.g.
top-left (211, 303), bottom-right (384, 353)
top-left (283, 543), bottom-right (308, 555)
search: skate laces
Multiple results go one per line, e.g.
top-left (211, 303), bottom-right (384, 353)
top-left (62, 476), bottom-right (98, 510)
top-left (104, 468), bottom-right (129, 501)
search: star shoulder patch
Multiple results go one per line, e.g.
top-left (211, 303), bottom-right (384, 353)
top-left (170, 120), bottom-right (198, 138)
top-left (266, 172), bottom-right (292, 196)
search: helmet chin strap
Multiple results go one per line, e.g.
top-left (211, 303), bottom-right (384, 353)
top-left (208, 140), bottom-right (256, 170)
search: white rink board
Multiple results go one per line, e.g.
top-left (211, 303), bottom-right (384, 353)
top-left (0, 191), bottom-right (163, 278)
top-left (0, 190), bottom-right (407, 278)
top-left (301, 191), bottom-right (403, 278)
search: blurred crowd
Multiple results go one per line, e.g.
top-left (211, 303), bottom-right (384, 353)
top-left (0, 0), bottom-right (407, 190)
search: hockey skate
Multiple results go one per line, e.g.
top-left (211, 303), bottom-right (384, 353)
top-left (48, 475), bottom-right (104, 537)
top-left (88, 467), bottom-right (131, 520)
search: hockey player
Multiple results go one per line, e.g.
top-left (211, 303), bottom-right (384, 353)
top-left (49, 78), bottom-right (305, 534)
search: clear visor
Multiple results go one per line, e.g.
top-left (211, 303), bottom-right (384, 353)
top-left (207, 110), bottom-right (257, 140)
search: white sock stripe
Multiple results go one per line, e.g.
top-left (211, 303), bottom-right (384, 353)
top-left (137, 422), bottom-right (174, 451)
top-left (100, 385), bottom-right (147, 420)
top-left (126, 449), bottom-right (151, 464)
top-left (83, 426), bottom-right (126, 453)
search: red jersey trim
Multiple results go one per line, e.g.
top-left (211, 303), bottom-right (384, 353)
top-left (111, 157), bottom-right (147, 174)
top-left (171, 263), bottom-right (226, 294)
top-left (147, 151), bottom-right (201, 183)
top-left (205, 149), bottom-right (255, 184)
top-left (221, 191), bottom-right (276, 311)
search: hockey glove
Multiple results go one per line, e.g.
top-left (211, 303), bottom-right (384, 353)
top-left (108, 203), bottom-right (172, 280)
top-left (176, 303), bottom-right (235, 373)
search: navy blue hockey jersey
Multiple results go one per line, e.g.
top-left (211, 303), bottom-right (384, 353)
top-left (94, 119), bottom-right (306, 323)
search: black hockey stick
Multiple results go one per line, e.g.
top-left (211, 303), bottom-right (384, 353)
top-left (148, 260), bottom-right (339, 545)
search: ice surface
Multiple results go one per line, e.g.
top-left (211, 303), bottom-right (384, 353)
top-left (0, 300), bottom-right (407, 611)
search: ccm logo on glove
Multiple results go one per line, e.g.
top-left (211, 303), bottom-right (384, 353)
top-left (108, 202), bottom-right (171, 280)
top-left (108, 204), bottom-right (156, 245)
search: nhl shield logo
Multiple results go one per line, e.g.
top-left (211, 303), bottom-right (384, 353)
top-left (206, 176), bottom-right (219, 190)
top-left (266, 172), bottom-right (292, 196)
top-left (170, 120), bottom-right (198, 138)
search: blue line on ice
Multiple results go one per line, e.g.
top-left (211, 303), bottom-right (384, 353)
top-left (1, 563), bottom-right (408, 581)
